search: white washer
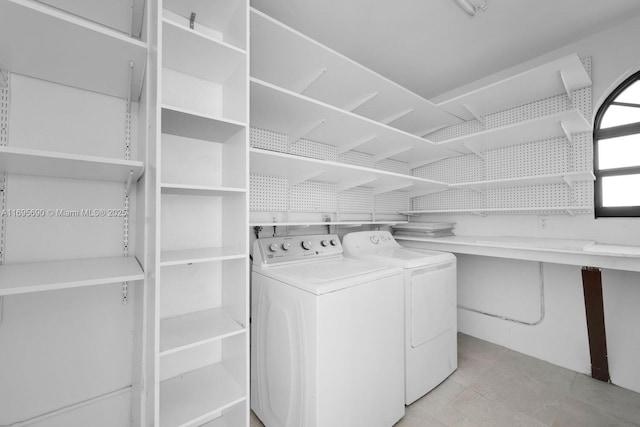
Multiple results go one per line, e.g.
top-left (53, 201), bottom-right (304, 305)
top-left (342, 231), bottom-right (457, 404)
top-left (251, 234), bottom-right (405, 427)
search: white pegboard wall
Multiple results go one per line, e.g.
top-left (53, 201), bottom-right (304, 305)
top-left (250, 127), bottom-right (288, 151)
top-left (289, 138), bottom-right (337, 161)
top-left (376, 158), bottom-right (409, 175)
top-left (413, 154), bottom-right (485, 184)
top-left (0, 83), bottom-right (8, 147)
top-left (250, 175), bottom-right (287, 211)
top-left (338, 150), bottom-right (374, 168)
top-left (338, 187), bottom-right (374, 213)
top-left (412, 189), bottom-right (485, 211)
top-left (289, 181), bottom-right (336, 212)
top-left (376, 191), bottom-right (409, 214)
top-left (485, 136), bottom-right (569, 180)
top-left (413, 56), bottom-right (594, 215)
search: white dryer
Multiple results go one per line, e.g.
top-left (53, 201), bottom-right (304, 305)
top-left (251, 234), bottom-right (405, 427)
top-left (342, 231), bottom-right (457, 404)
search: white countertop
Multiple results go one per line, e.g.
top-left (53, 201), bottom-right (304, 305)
top-left (395, 235), bottom-right (640, 272)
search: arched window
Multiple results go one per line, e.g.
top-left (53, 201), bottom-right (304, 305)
top-left (593, 70), bottom-right (640, 217)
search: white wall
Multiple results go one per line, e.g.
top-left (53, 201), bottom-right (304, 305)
top-left (422, 15), bottom-right (640, 393)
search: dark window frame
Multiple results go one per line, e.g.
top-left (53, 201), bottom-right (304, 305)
top-left (593, 70), bottom-right (640, 218)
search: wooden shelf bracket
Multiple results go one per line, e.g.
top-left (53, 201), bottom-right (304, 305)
top-left (297, 67), bottom-right (327, 94)
top-left (289, 118), bottom-right (326, 143)
top-left (409, 157), bottom-right (447, 171)
top-left (124, 170), bottom-right (134, 196)
top-left (560, 121), bottom-right (574, 145)
top-left (288, 169), bottom-right (325, 188)
top-left (375, 183), bottom-right (412, 195)
top-left (344, 91), bottom-right (378, 112)
top-left (337, 135), bottom-right (377, 154)
top-left (462, 142), bottom-right (486, 160)
top-left (559, 71), bottom-right (574, 105)
top-left (337, 177), bottom-right (377, 193)
top-left (381, 108), bottom-right (414, 125)
top-left (373, 146), bottom-right (412, 162)
top-left (461, 103), bottom-right (485, 126)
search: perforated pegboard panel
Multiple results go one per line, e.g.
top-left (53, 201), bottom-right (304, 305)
top-left (251, 127), bottom-right (288, 151)
top-left (338, 150), bottom-right (374, 168)
top-left (0, 81), bottom-right (8, 265)
top-left (0, 84), bottom-right (7, 147)
top-left (485, 136), bottom-right (569, 180)
top-left (289, 181), bottom-right (336, 212)
top-left (289, 138), bottom-right (337, 160)
top-left (250, 175), bottom-right (287, 211)
top-left (376, 158), bottom-right (409, 174)
top-left (413, 155), bottom-right (485, 183)
top-left (338, 187), bottom-right (374, 213)
top-left (414, 56), bottom-right (594, 215)
top-left (413, 189), bottom-right (485, 211)
top-left (376, 191), bottom-right (409, 214)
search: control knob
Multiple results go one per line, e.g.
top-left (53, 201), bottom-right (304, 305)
top-left (301, 240), bottom-right (313, 250)
top-left (330, 239), bottom-right (339, 246)
top-left (282, 242), bottom-right (291, 251)
top-left (321, 240), bottom-right (330, 247)
top-left (268, 243), bottom-right (278, 252)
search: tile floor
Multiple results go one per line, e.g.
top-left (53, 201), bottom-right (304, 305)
top-left (250, 333), bottom-right (640, 427)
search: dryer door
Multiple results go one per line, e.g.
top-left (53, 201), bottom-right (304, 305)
top-left (410, 263), bottom-right (456, 347)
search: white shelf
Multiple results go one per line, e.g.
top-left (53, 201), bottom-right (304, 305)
top-left (160, 363), bottom-right (246, 427)
top-left (160, 247), bottom-right (246, 266)
top-left (161, 184), bottom-right (246, 197)
top-left (160, 308), bottom-right (245, 356)
top-left (250, 8), bottom-right (460, 134)
top-left (400, 206), bottom-right (593, 216)
top-left (161, 105), bottom-right (246, 142)
top-left (436, 54), bottom-right (592, 120)
top-left (438, 109), bottom-right (591, 155)
top-left (251, 78), bottom-right (456, 163)
top-left (250, 221), bottom-right (407, 227)
top-left (163, 0), bottom-right (247, 50)
top-left (450, 171), bottom-right (595, 191)
top-left (162, 17), bottom-right (246, 83)
top-left (250, 148), bottom-right (448, 197)
top-left (0, 146), bottom-right (144, 182)
top-left (0, 256), bottom-right (144, 296)
top-left (0, 0), bottom-right (147, 100)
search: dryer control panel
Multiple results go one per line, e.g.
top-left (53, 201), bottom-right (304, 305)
top-left (343, 230), bottom-right (400, 249)
top-left (255, 234), bottom-right (342, 264)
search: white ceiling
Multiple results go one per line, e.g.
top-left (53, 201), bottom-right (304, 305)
top-left (250, 0), bottom-right (640, 100)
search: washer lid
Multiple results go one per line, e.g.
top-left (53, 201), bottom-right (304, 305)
top-left (347, 247), bottom-right (455, 269)
top-left (259, 257), bottom-right (400, 295)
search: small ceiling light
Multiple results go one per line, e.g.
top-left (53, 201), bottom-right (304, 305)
top-left (453, 0), bottom-right (488, 16)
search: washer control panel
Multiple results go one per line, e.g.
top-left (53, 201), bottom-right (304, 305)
top-left (256, 234), bottom-right (342, 264)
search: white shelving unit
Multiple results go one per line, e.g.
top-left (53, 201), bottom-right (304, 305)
top-left (437, 109), bottom-right (591, 155)
top-left (250, 147), bottom-right (448, 198)
top-left (0, 0), bottom-right (147, 100)
top-left (155, 0), bottom-right (249, 425)
top-left (0, 0), bottom-right (149, 425)
top-left (250, 221), bottom-right (407, 227)
top-left (0, 146), bottom-right (144, 183)
top-left (250, 8), bottom-right (460, 135)
top-left (449, 171), bottom-right (595, 191)
top-left (401, 207), bottom-right (593, 216)
top-left (0, 257), bottom-right (143, 296)
top-left (436, 53), bottom-right (592, 121)
top-left (250, 78), bottom-right (456, 164)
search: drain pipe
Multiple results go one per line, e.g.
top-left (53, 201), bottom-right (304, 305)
top-left (457, 262), bottom-right (546, 326)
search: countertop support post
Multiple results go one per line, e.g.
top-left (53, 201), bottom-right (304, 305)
top-left (581, 266), bottom-right (610, 382)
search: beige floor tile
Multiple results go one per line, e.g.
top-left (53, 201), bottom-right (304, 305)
top-left (496, 350), bottom-right (576, 394)
top-left (436, 388), bottom-right (546, 427)
top-left (471, 360), bottom-right (566, 424)
top-left (552, 397), bottom-right (639, 427)
top-left (425, 418), bottom-right (449, 427)
top-left (568, 374), bottom-right (640, 425)
top-left (457, 333), bottom-right (508, 364)
top-left (448, 349), bottom-right (496, 387)
top-left (410, 378), bottom-right (466, 417)
top-left (250, 410), bottom-right (265, 427)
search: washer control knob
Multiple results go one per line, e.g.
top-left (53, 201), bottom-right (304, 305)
top-left (321, 240), bottom-right (330, 247)
top-left (268, 243), bottom-right (278, 252)
top-left (330, 238), bottom-right (339, 246)
top-left (370, 235), bottom-right (380, 244)
top-left (282, 242), bottom-right (291, 251)
top-left (301, 240), bottom-right (313, 250)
